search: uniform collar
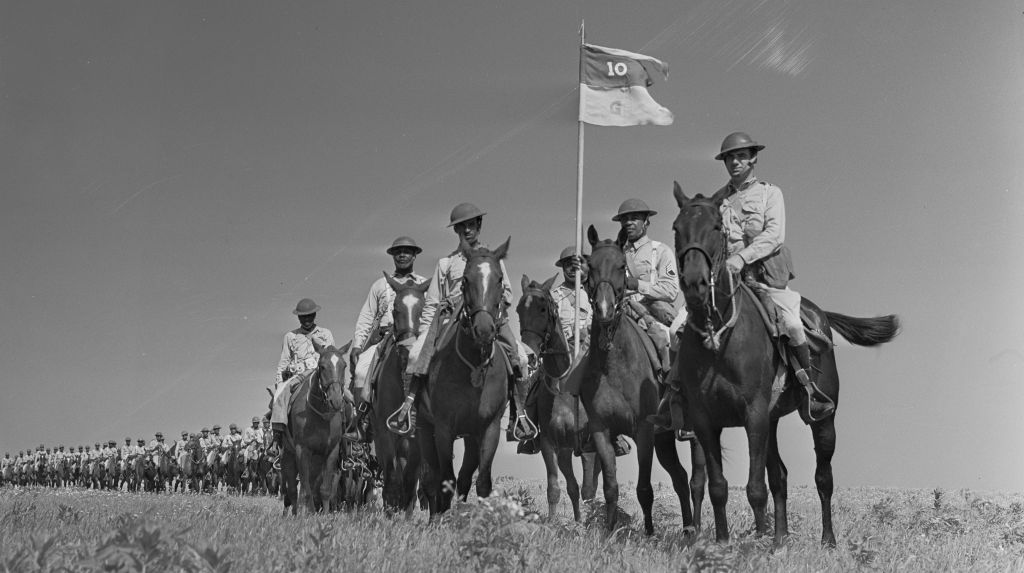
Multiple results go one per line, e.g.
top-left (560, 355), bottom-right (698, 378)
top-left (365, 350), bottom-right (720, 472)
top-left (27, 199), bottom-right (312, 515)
top-left (727, 175), bottom-right (759, 195)
top-left (625, 234), bottom-right (651, 252)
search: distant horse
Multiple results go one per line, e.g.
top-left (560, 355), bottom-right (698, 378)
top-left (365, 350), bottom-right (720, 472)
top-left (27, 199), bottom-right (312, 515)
top-left (260, 449), bottom-right (280, 497)
top-left (417, 238), bottom-right (512, 517)
top-left (578, 225), bottom-right (694, 534)
top-left (179, 436), bottom-right (205, 493)
top-left (516, 274), bottom-right (602, 521)
top-left (280, 342), bottom-right (353, 514)
top-left (372, 273), bottom-right (430, 516)
top-left (220, 442), bottom-right (243, 491)
top-left (1, 461), bottom-right (12, 485)
top-left (672, 184), bottom-right (900, 546)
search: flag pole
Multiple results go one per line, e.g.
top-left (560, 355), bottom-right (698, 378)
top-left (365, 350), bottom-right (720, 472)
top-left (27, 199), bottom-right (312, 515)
top-left (573, 21), bottom-right (585, 360)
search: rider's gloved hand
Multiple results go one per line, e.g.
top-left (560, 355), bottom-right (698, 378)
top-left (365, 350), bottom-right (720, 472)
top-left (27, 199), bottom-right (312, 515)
top-left (726, 255), bottom-right (744, 274)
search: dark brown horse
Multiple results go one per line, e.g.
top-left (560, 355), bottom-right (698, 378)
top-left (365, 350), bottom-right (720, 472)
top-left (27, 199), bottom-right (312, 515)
top-left (417, 238), bottom-right (512, 517)
top-left (373, 273), bottom-right (431, 516)
top-left (578, 225), bottom-right (693, 534)
top-left (516, 274), bottom-right (602, 520)
top-left (672, 183), bottom-right (900, 547)
top-left (280, 342), bottom-right (352, 514)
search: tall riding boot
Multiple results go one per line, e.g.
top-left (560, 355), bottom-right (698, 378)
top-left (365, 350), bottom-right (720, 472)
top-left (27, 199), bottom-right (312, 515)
top-left (509, 368), bottom-right (539, 441)
top-left (270, 426), bottom-right (284, 456)
top-left (646, 387), bottom-right (696, 441)
top-left (792, 343), bottom-right (836, 421)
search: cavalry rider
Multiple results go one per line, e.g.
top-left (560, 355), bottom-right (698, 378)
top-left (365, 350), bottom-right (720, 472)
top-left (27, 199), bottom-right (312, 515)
top-left (198, 427), bottom-right (218, 465)
top-left (147, 432), bottom-right (167, 458)
top-left (261, 418), bottom-right (272, 449)
top-left (171, 430), bottom-right (190, 458)
top-left (224, 423), bottom-right (244, 450)
top-left (714, 132), bottom-right (834, 420)
top-left (120, 438), bottom-right (134, 461)
top-left (349, 236), bottom-right (428, 434)
top-left (269, 298), bottom-right (336, 452)
top-left (605, 199), bottom-right (694, 441)
top-left (241, 417), bottom-right (264, 467)
top-left (389, 202), bottom-right (533, 439)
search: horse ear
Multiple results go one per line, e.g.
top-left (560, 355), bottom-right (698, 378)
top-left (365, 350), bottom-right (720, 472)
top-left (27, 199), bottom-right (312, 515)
top-left (413, 277), bottom-right (432, 294)
top-left (311, 339), bottom-right (327, 355)
top-left (615, 227), bottom-right (628, 249)
top-left (383, 271), bottom-right (403, 292)
top-left (338, 341), bottom-right (352, 356)
top-left (492, 236), bottom-right (510, 260)
top-left (710, 186), bottom-right (730, 206)
top-left (587, 225), bottom-right (599, 247)
top-left (521, 274), bottom-right (530, 292)
top-left (673, 181), bottom-right (689, 207)
top-left (541, 273), bottom-right (558, 291)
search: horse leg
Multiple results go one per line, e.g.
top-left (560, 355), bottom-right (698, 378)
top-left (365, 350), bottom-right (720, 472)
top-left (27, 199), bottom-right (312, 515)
top-left (744, 413), bottom-right (771, 538)
top-left (417, 422), bottom-right (443, 519)
top-left (555, 447), bottom-right (582, 522)
top-left (766, 418), bottom-right (789, 548)
top-left (475, 418), bottom-right (502, 500)
top-left (811, 413), bottom-right (837, 547)
top-left (435, 429), bottom-right (457, 511)
top-left (653, 430), bottom-right (694, 532)
top-left (457, 436), bottom-right (479, 501)
top-left (538, 435), bottom-right (562, 518)
top-left (402, 439), bottom-right (421, 518)
top-left (590, 430), bottom-right (619, 531)
top-left (700, 426), bottom-right (730, 542)
top-left (690, 439), bottom-right (707, 532)
top-left (281, 452), bottom-right (298, 516)
top-left (580, 451), bottom-right (599, 501)
top-left (635, 424), bottom-right (656, 536)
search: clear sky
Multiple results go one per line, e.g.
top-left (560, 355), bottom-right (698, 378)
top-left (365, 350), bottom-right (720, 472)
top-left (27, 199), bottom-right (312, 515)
top-left (2, 1), bottom-right (1022, 491)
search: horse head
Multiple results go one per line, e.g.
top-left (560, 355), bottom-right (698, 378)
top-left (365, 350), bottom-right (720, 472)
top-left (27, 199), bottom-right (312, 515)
top-left (586, 225), bottom-right (628, 325)
top-left (459, 236), bottom-right (510, 349)
top-left (314, 342), bottom-right (352, 411)
top-left (384, 273), bottom-right (432, 343)
top-left (516, 273), bottom-right (559, 357)
top-left (672, 181), bottom-right (728, 312)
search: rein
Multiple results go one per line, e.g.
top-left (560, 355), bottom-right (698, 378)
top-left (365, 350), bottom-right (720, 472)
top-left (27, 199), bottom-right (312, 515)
top-left (681, 230), bottom-right (741, 352)
top-left (305, 370), bottom-right (336, 420)
top-left (520, 288), bottom-right (574, 387)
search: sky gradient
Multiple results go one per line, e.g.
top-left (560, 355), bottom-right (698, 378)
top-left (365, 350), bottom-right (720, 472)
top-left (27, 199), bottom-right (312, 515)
top-left (2, 1), bottom-right (1022, 491)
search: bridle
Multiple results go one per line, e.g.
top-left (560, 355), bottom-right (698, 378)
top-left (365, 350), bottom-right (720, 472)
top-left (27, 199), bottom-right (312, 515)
top-left (588, 243), bottom-right (628, 351)
top-left (519, 287), bottom-right (573, 382)
top-left (678, 223), bottom-right (740, 352)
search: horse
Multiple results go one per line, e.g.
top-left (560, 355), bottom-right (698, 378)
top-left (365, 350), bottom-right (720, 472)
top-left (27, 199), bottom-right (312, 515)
top-left (220, 442), bottom-right (243, 491)
top-left (416, 238), bottom-right (512, 517)
top-left (516, 274), bottom-right (602, 520)
top-left (181, 436), bottom-right (205, 493)
top-left (578, 225), bottom-right (695, 535)
top-left (280, 342), bottom-right (353, 514)
top-left (671, 183), bottom-right (900, 547)
top-left (372, 273), bottom-right (430, 515)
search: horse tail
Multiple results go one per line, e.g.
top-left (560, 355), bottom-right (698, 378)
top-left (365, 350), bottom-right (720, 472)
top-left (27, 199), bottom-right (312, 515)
top-left (825, 312), bottom-right (900, 347)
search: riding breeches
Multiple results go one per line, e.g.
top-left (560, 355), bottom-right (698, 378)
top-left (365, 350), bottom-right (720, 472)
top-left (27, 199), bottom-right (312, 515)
top-left (759, 283), bottom-right (805, 345)
top-left (407, 312), bottom-right (526, 377)
top-left (352, 341), bottom-right (381, 390)
top-left (270, 370), bottom-right (311, 426)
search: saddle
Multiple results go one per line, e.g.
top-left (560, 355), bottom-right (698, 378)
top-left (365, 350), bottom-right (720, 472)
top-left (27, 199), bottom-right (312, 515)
top-left (741, 282), bottom-right (833, 355)
top-left (621, 311), bottom-right (664, 375)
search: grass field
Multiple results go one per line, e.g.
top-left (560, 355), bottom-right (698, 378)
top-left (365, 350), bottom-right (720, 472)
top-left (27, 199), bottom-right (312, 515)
top-left (2, 480), bottom-right (1022, 572)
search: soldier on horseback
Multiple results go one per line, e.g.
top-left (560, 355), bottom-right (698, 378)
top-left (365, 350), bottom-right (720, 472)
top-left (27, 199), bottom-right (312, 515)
top-left (241, 417), bottom-right (263, 468)
top-left (349, 236), bottom-right (428, 439)
top-left (269, 298), bottom-right (336, 452)
top-left (389, 202), bottom-right (533, 439)
top-left (713, 132), bottom-right (834, 420)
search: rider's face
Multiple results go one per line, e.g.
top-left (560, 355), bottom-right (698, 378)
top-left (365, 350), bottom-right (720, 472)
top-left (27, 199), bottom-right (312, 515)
top-left (723, 149), bottom-right (756, 185)
top-left (391, 248), bottom-right (417, 273)
top-left (453, 218), bottom-right (481, 246)
top-left (297, 313), bottom-right (316, 331)
top-left (619, 213), bottom-right (649, 242)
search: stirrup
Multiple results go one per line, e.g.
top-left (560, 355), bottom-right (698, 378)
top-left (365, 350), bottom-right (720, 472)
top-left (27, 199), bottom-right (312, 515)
top-left (512, 413), bottom-right (539, 441)
top-left (386, 404), bottom-right (415, 436)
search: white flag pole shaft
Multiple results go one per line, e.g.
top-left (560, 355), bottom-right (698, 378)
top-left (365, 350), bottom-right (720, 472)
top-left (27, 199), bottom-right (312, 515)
top-left (573, 22), bottom-right (585, 360)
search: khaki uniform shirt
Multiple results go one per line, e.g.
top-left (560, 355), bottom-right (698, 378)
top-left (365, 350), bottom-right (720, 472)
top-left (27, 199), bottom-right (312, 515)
top-left (551, 283), bottom-right (592, 348)
top-left (276, 325), bottom-right (335, 382)
top-left (623, 235), bottom-right (679, 305)
top-left (419, 246), bottom-right (514, 333)
top-left (718, 176), bottom-right (786, 265)
top-left (353, 272), bottom-right (428, 349)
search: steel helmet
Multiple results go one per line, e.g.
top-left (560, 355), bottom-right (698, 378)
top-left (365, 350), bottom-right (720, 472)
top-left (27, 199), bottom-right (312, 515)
top-left (155, 432), bottom-right (163, 438)
top-left (182, 430), bottom-right (189, 436)
top-left (292, 298), bottom-right (321, 316)
top-left (447, 203), bottom-right (486, 227)
top-left (137, 439), bottom-right (145, 444)
top-left (611, 199), bottom-right (657, 222)
top-left (386, 236), bottom-right (422, 255)
top-left (555, 245), bottom-right (587, 267)
top-left (212, 424), bottom-right (221, 431)
top-left (125, 437), bottom-right (131, 442)
top-left (251, 416), bottom-right (260, 424)
top-left (229, 423), bottom-right (238, 430)
top-left (201, 427), bottom-right (210, 433)
top-left (715, 131), bottom-right (765, 160)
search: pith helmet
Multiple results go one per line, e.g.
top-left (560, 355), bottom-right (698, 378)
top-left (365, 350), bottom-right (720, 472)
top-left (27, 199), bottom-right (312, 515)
top-left (386, 236), bottom-right (422, 255)
top-left (125, 437), bottom-right (131, 442)
top-left (293, 298), bottom-right (321, 316)
top-left (447, 203), bottom-right (486, 227)
top-left (555, 246), bottom-right (587, 267)
top-left (201, 427), bottom-right (210, 433)
top-left (137, 439), bottom-right (145, 444)
top-left (611, 199), bottom-right (657, 222)
top-left (181, 430), bottom-right (189, 436)
top-left (715, 131), bottom-right (765, 160)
